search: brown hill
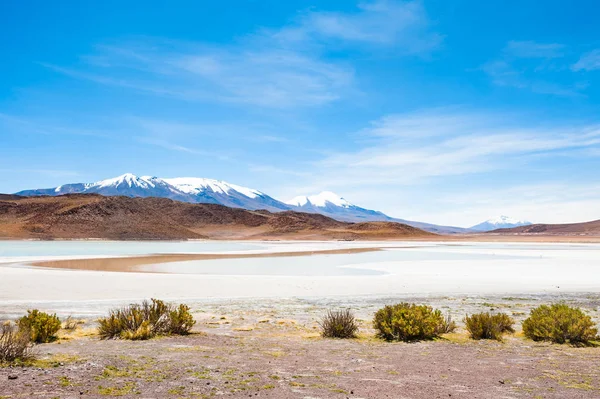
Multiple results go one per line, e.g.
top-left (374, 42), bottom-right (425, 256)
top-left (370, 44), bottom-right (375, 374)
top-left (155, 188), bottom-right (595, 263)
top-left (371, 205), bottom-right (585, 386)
top-left (0, 194), bottom-right (435, 240)
top-left (489, 219), bottom-right (600, 236)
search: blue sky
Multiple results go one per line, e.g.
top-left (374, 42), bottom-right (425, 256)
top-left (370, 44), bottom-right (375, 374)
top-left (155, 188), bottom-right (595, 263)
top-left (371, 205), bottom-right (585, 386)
top-left (2, 0), bottom-right (600, 227)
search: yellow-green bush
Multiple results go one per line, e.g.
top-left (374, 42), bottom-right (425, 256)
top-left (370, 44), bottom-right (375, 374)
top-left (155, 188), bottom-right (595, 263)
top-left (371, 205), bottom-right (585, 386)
top-left (373, 303), bottom-right (452, 342)
top-left (168, 304), bottom-right (196, 335)
top-left (522, 304), bottom-right (598, 345)
top-left (17, 310), bottom-right (61, 343)
top-left (319, 309), bottom-right (359, 339)
top-left (0, 322), bottom-right (33, 363)
top-left (97, 298), bottom-right (196, 340)
top-left (464, 312), bottom-right (514, 341)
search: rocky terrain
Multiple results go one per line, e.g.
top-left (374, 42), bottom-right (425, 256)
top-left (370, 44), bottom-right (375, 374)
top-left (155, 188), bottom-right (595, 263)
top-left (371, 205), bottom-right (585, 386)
top-left (0, 194), bottom-right (434, 240)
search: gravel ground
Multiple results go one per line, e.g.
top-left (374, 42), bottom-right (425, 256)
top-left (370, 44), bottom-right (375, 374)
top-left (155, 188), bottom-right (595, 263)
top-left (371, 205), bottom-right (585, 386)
top-left (1, 295), bottom-right (600, 399)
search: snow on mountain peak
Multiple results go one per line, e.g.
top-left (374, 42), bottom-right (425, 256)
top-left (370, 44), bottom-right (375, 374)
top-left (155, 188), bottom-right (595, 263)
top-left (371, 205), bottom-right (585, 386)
top-left (162, 177), bottom-right (262, 198)
top-left (485, 215), bottom-right (529, 225)
top-left (285, 191), bottom-right (352, 208)
top-left (470, 215), bottom-right (532, 232)
top-left (94, 173), bottom-right (157, 189)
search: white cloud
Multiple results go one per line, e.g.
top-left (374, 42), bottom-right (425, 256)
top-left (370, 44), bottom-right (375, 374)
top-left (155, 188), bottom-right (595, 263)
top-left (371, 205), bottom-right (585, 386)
top-left (274, 0), bottom-right (442, 51)
top-left (480, 41), bottom-right (584, 97)
top-left (43, 1), bottom-right (441, 108)
top-left (271, 109), bottom-right (600, 225)
top-left (572, 49), bottom-right (600, 71)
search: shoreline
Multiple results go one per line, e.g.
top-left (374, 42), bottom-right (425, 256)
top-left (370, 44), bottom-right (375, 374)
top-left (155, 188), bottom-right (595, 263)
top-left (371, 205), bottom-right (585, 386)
top-left (27, 246), bottom-right (387, 273)
top-left (2, 234), bottom-right (600, 243)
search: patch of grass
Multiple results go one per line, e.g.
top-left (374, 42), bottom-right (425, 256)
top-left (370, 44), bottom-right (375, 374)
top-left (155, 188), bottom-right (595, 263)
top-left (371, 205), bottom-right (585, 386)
top-left (167, 386), bottom-right (185, 395)
top-left (97, 382), bottom-right (140, 396)
top-left (464, 312), bottom-right (515, 341)
top-left (31, 353), bottom-right (83, 368)
top-left (319, 309), bottom-right (359, 339)
top-left (59, 376), bottom-right (74, 387)
top-left (262, 384), bottom-right (275, 389)
top-left (373, 303), bottom-right (452, 342)
top-left (97, 298), bottom-right (196, 340)
top-left (0, 322), bottom-right (33, 363)
top-left (18, 310), bottom-right (61, 343)
top-left (99, 365), bottom-right (131, 379)
top-left (522, 304), bottom-right (599, 345)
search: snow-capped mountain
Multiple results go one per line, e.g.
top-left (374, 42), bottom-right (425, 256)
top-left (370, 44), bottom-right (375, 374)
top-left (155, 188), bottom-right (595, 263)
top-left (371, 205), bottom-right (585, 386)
top-left (284, 191), bottom-right (471, 234)
top-left (470, 216), bottom-right (532, 232)
top-left (16, 173), bottom-right (290, 212)
top-left (15, 173), bottom-right (471, 234)
top-left (285, 191), bottom-right (394, 222)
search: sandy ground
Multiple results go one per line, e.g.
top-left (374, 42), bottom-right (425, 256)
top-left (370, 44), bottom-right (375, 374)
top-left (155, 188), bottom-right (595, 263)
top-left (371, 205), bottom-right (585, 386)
top-left (27, 247), bottom-right (387, 272)
top-left (1, 295), bottom-right (600, 399)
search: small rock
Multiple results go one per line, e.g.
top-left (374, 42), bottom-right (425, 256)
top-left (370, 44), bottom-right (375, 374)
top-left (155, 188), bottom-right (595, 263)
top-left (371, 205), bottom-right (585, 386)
top-left (8, 375), bottom-right (18, 380)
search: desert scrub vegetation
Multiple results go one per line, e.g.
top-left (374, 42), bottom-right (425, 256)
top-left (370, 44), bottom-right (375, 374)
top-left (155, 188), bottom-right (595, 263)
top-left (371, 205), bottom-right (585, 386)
top-left (97, 298), bottom-right (196, 340)
top-left (373, 303), bottom-right (455, 342)
top-left (0, 322), bottom-right (33, 363)
top-left (464, 312), bottom-right (515, 341)
top-left (319, 309), bottom-right (359, 338)
top-left (522, 304), bottom-right (599, 345)
top-left (18, 309), bottom-right (61, 343)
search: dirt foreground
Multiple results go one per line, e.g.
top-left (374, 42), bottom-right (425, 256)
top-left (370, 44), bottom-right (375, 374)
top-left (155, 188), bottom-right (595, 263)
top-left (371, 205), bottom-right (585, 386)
top-left (2, 295), bottom-right (600, 399)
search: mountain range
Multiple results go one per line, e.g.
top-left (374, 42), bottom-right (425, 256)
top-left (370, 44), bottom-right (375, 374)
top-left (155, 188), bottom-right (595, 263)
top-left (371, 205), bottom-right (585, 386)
top-left (14, 173), bottom-right (529, 233)
top-left (0, 194), bottom-right (434, 240)
top-left (470, 216), bottom-right (532, 232)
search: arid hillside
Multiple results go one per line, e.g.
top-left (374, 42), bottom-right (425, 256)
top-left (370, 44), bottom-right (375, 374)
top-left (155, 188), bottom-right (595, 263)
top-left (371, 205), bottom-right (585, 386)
top-left (489, 219), bottom-right (600, 236)
top-left (0, 194), bottom-right (434, 240)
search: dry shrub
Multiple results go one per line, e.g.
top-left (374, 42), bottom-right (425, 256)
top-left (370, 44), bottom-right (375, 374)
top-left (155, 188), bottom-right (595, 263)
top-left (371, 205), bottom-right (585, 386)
top-left (373, 303), bottom-right (450, 342)
top-left (522, 304), bottom-right (598, 345)
top-left (438, 313), bottom-right (457, 334)
top-left (319, 309), bottom-right (359, 339)
top-left (18, 310), bottom-right (61, 343)
top-left (62, 316), bottom-right (82, 331)
top-left (464, 312), bottom-right (515, 341)
top-left (97, 298), bottom-right (196, 340)
top-left (0, 322), bottom-right (33, 363)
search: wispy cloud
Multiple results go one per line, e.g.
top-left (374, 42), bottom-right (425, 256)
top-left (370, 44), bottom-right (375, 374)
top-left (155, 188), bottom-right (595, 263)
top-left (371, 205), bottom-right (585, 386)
top-left (429, 182), bottom-right (600, 226)
top-left (269, 109), bottom-right (600, 225)
top-left (274, 0), bottom-right (442, 51)
top-left (42, 1), bottom-right (440, 108)
top-left (503, 40), bottom-right (565, 59)
top-left (572, 49), bottom-right (600, 71)
top-left (480, 40), bottom-right (585, 97)
top-left (288, 108), bottom-right (600, 189)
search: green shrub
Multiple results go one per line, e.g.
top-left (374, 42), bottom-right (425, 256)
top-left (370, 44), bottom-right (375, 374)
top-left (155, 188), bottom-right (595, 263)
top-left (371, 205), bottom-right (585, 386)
top-left (522, 304), bottom-right (598, 345)
top-left (319, 309), bottom-right (359, 339)
top-left (464, 312), bottom-right (515, 341)
top-left (0, 322), bottom-right (33, 363)
top-left (97, 298), bottom-right (196, 340)
top-left (17, 310), bottom-right (61, 343)
top-left (168, 304), bottom-right (196, 335)
top-left (373, 303), bottom-right (450, 342)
